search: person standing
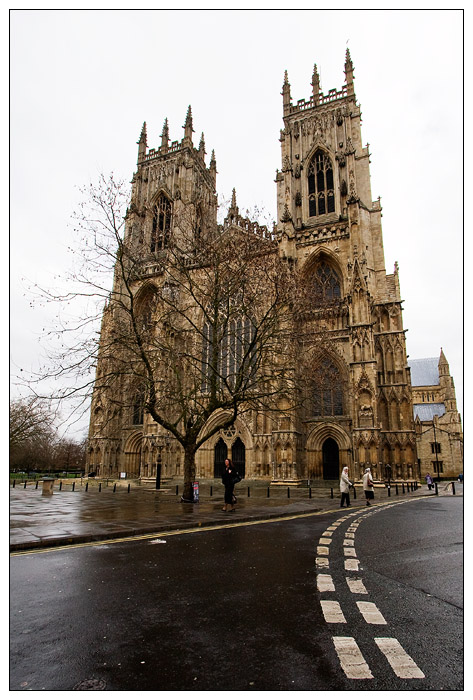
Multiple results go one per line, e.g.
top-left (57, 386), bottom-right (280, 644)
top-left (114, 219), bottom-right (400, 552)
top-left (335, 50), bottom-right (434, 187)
top-left (221, 458), bottom-right (240, 512)
top-left (339, 466), bottom-right (352, 507)
top-left (363, 467), bottom-right (375, 506)
top-left (425, 473), bottom-right (434, 490)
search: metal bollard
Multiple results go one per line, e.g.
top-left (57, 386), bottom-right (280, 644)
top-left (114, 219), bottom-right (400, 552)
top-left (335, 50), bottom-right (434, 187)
top-left (407, 482), bottom-right (410, 493)
top-left (435, 482), bottom-right (438, 495)
top-left (72, 482), bottom-right (75, 492)
top-left (35, 481), bottom-right (38, 489)
top-left (128, 483), bottom-right (131, 493)
top-left (247, 486), bottom-right (250, 497)
top-left (287, 487), bottom-right (290, 498)
top-left (395, 484), bottom-right (399, 495)
top-left (99, 482), bottom-right (102, 493)
top-left (12, 480), bottom-right (16, 488)
top-left (402, 483), bottom-right (405, 494)
top-left (85, 482), bottom-right (89, 492)
top-left (267, 486), bottom-right (270, 498)
top-left (24, 481), bottom-right (27, 489)
top-left (113, 483), bottom-right (116, 492)
top-left (59, 482), bottom-right (63, 491)
top-left (451, 481), bottom-right (456, 495)
top-left (309, 487), bottom-right (312, 499)
top-left (387, 485), bottom-right (391, 497)
top-left (330, 487), bottom-right (334, 499)
top-left (176, 485), bottom-right (179, 495)
top-left (353, 486), bottom-right (356, 500)
top-left (210, 485), bottom-right (213, 496)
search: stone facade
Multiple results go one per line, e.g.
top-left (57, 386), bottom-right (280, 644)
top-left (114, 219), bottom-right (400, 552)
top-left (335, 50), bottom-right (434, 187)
top-left (410, 351), bottom-right (463, 480)
top-left (87, 52), bottom-right (420, 483)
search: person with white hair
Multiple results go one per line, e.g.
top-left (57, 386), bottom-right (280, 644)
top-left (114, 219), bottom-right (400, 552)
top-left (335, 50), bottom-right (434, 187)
top-left (339, 466), bottom-right (352, 507)
top-left (362, 467), bottom-right (375, 506)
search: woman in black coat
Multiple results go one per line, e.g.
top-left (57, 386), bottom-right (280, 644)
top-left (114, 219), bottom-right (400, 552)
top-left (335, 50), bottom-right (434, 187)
top-left (222, 458), bottom-right (239, 512)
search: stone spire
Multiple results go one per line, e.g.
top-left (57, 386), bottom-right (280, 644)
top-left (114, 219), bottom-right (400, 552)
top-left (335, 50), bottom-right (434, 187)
top-left (183, 105), bottom-right (194, 143)
top-left (209, 149), bottom-right (217, 184)
top-left (282, 70), bottom-right (292, 114)
top-left (137, 121), bottom-right (147, 161)
top-left (228, 188), bottom-right (239, 220)
top-left (198, 132), bottom-right (206, 158)
top-left (311, 63), bottom-right (320, 104)
top-left (160, 118), bottom-right (169, 151)
top-left (344, 48), bottom-right (355, 96)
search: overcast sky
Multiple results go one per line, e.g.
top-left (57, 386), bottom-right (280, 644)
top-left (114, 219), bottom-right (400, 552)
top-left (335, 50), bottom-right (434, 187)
top-left (10, 8), bottom-right (464, 438)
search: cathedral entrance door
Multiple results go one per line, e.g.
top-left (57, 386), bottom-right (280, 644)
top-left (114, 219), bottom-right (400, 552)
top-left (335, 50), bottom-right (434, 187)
top-left (322, 438), bottom-right (339, 480)
top-left (214, 438), bottom-right (227, 479)
top-left (231, 438), bottom-right (246, 478)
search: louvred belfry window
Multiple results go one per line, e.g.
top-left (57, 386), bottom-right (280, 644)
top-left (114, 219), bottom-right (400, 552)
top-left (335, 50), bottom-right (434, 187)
top-left (151, 194), bottom-right (172, 252)
top-left (308, 150), bottom-right (335, 217)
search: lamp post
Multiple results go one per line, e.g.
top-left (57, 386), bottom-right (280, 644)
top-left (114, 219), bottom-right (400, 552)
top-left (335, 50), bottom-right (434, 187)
top-left (150, 434), bottom-right (171, 490)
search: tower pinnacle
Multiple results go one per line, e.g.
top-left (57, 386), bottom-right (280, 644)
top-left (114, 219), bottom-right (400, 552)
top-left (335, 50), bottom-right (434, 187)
top-left (160, 118), bottom-right (169, 151)
top-left (183, 105), bottom-right (194, 143)
top-left (344, 48), bottom-right (355, 95)
top-left (137, 121), bottom-right (147, 161)
top-left (282, 70), bottom-right (292, 114)
top-left (311, 63), bottom-right (320, 104)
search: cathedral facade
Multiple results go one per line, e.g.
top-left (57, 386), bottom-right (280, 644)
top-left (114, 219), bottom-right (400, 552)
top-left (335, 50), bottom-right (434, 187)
top-left (87, 52), bottom-right (419, 484)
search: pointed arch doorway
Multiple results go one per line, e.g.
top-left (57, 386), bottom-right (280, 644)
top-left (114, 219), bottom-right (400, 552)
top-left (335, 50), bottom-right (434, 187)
top-left (322, 438), bottom-right (339, 480)
top-left (232, 438), bottom-right (246, 478)
top-left (214, 438), bottom-right (227, 479)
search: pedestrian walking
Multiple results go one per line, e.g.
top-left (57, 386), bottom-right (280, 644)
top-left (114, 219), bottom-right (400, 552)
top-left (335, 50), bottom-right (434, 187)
top-left (221, 458), bottom-right (241, 512)
top-left (425, 472), bottom-right (434, 490)
top-left (339, 466), bottom-right (352, 507)
top-left (363, 467), bottom-right (375, 506)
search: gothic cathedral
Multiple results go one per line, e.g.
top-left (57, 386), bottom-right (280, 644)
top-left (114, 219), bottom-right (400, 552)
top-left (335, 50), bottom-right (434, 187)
top-left (87, 51), bottom-right (418, 483)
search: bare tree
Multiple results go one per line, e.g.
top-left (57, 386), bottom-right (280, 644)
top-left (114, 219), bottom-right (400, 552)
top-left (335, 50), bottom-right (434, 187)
top-left (26, 174), bottom-right (310, 500)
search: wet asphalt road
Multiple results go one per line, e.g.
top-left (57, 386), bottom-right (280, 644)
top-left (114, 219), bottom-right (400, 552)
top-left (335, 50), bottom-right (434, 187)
top-left (10, 496), bottom-right (463, 691)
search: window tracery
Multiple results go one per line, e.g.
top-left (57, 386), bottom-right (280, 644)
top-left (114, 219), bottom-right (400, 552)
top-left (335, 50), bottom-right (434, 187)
top-left (151, 194), bottom-right (172, 252)
top-left (307, 150), bottom-right (335, 217)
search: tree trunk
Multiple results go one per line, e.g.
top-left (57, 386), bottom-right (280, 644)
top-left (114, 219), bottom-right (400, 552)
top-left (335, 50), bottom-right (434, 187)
top-left (182, 444), bottom-right (197, 501)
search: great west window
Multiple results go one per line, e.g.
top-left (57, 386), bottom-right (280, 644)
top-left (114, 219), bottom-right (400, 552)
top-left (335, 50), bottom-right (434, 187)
top-left (308, 150), bottom-right (335, 217)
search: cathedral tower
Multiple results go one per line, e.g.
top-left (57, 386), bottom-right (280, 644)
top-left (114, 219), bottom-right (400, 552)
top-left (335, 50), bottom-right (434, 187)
top-left (275, 51), bottom-right (416, 481)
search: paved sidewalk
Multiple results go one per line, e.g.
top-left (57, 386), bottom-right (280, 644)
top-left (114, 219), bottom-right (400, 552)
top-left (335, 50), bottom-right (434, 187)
top-left (10, 479), bottom-right (451, 552)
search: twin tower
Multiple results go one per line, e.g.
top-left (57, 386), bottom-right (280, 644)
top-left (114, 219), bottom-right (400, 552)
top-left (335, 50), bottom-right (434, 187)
top-left (88, 51), bottom-right (417, 483)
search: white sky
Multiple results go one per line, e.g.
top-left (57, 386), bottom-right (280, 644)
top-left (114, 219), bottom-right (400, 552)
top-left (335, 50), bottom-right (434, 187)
top-left (9, 8), bottom-right (464, 438)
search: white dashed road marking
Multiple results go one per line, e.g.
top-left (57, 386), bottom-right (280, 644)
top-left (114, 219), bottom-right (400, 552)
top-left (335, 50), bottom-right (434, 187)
top-left (321, 600), bottom-right (347, 623)
top-left (344, 547), bottom-right (357, 557)
top-left (344, 558), bottom-right (360, 571)
top-left (317, 546), bottom-right (329, 555)
top-left (375, 638), bottom-right (425, 678)
top-left (357, 601), bottom-right (387, 625)
top-left (346, 577), bottom-right (368, 595)
top-left (319, 537), bottom-right (332, 545)
top-left (316, 557), bottom-right (329, 568)
top-left (317, 574), bottom-right (335, 592)
top-left (332, 637), bottom-right (373, 679)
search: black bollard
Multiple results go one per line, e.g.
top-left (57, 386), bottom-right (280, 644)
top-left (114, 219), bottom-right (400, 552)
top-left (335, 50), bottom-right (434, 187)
top-left (128, 483), bottom-right (131, 493)
top-left (309, 487), bottom-right (312, 499)
top-left (353, 486), bottom-right (357, 500)
top-left (435, 482), bottom-right (438, 495)
top-left (85, 482), bottom-right (89, 492)
top-left (12, 480), bottom-right (16, 488)
top-left (395, 484), bottom-right (398, 495)
top-left (452, 481), bottom-right (456, 495)
top-left (176, 485), bottom-right (179, 496)
top-left (330, 487), bottom-right (334, 499)
top-left (72, 482), bottom-right (75, 492)
top-left (248, 486), bottom-right (250, 498)
top-left (60, 482), bottom-right (63, 491)
top-left (35, 481), bottom-right (38, 489)
top-left (287, 487), bottom-right (290, 498)
top-left (24, 481), bottom-right (27, 489)
top-left (210, 485), bottom-right (213, 496)
top-left (267, 486), bottom-right (270, 498)
top-left (113, 483), bottom-right (116, 492)
top-left (387, 485), bottom-right (391, 498)
top-left (99, 482), bottom-right (102, 493)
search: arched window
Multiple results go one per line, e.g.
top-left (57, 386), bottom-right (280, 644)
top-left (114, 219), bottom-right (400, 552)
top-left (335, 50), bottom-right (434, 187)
top-left (201, 316), bottom-right (255, 393)
top-left (314, 260), bottom-right (341, 300)
top-left (308, 150), bottom-right (335, 217)
top-left (151, 194), bottom-right (172, 252)
top-left (312, 357), bottom-right (344, 416)
top-left (132, 386), bottom-right (145, 425)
